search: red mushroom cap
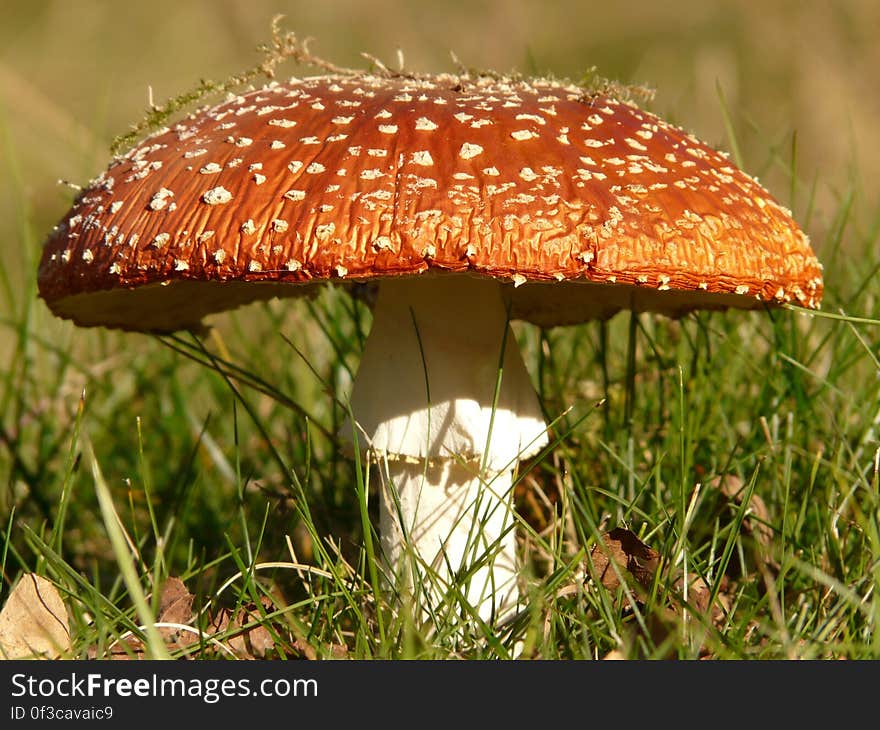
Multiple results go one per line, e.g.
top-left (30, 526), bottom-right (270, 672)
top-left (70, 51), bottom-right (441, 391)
top-left (38, 73), bottom-right (823, 332)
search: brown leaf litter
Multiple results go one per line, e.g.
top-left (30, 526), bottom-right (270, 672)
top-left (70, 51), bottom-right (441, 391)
top-left (0, 573), bottom-right (70, 659)
top-left (98, 576), bottom-right (346, 660)
top-left (586, 525), bottom-right (737, 658)
top-left (590, 527), bottom-right (661, 592)
top-left (709, 474), bottom-right (777, 573)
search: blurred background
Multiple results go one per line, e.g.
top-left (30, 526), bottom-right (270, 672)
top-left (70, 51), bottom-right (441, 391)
top-left (2, 0), bottom-right (878, 311)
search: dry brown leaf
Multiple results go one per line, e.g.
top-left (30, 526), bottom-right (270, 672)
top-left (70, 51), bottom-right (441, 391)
top-left (710, 475), bottom-right (777, 571)
top-left (711, 475), bottom-right (772, 545)
top-left (207, 597), bottom-right (348, 659)
top-left (744, 496), bottom-right (773, 549)
top-left (209, 598), bottom-right (278, 659)
top-left (156, 576), bottom-right (196, 649)
top-left (588, 528), bottom-right (661, 591)
top-left (0, 574), bottom-right (70, 659)
top-left (673, 574), bottom-right (731, 629)
top-left (712, 474), bottom-right (745, 499)
top-left (90, 578), bottom-right (343, 660)
top-left (92, 576), bottom-right (196, 659)
top-left (158, 576), bottom-right (193, 624)
top-left (585, 526), bottom-right (743, 658)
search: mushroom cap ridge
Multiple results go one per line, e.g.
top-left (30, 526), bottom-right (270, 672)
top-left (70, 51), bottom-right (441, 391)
top-left (38, 73), bottom-right (824, 332)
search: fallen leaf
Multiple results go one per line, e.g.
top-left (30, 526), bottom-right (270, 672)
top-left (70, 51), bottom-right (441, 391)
top-left (0, 574), bottom-right (70, 659)
top-left (588, 528), bottom-right (661, 591)
top-left (673, 574), bottom-right (731, 629)
top-left (95, 576), bottom-right (196, 659)
top-left (710, 475), bottom-right (777, 571)
top-left (711, 474), bottom-right (744, 499)
top-left (210, 598), bottom-right (278, 659)
top-left (158, 576), bottom-right (193, 624)
top-left (586, 529), bottom-right (737, 658)
top-left (90, 579), bottom-right (344, 660)
top-left (156, 576), bottom-right (196, 649)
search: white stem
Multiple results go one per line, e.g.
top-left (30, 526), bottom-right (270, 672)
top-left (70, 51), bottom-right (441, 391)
top-left (344, 275), bottom-right (549, 624)
top-left (377, 458), bottom-right (518, 622)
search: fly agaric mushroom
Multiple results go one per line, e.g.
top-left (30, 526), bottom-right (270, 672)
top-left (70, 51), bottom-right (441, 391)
top-left (37, 72), bottom-right (823, 624)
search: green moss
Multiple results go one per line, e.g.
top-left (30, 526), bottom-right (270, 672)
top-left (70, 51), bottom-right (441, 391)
top-left (111, 16), bottom-right (653, 157)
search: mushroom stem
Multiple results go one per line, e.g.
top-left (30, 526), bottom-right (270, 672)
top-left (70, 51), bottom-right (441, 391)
top-left (376, 458), bottom-right (519, 621)
top-left (345, 275), bottom-right (549, 623)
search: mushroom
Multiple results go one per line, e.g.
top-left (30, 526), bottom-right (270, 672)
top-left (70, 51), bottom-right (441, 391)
top-left (37, 72), bottom-right (824, 626)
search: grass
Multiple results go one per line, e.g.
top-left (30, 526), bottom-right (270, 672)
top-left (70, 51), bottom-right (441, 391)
top-left (2, 54), bottom-right (880, 660)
